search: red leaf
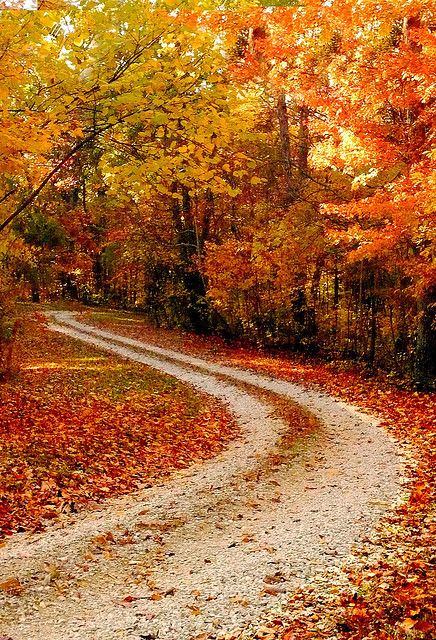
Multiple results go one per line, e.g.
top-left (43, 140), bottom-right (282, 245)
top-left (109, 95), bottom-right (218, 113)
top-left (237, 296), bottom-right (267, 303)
top-left (123, 595), bottom-right (139, 603)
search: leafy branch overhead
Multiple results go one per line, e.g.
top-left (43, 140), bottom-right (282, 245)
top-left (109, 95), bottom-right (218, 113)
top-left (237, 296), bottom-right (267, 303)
top-left (0, 0), bottom-right (435, 382)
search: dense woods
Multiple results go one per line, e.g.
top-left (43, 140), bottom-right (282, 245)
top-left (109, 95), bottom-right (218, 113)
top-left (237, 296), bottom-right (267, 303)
top-left (1, 6), bottom-right (435, 639)
top-left (0, 0), bottom-right (435, 387)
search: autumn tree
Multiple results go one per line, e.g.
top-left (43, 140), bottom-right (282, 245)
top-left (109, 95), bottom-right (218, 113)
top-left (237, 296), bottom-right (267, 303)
top-left (0, 0), bottom-right (434, 386)
top-left (201, 1), bottom-right (435, 385)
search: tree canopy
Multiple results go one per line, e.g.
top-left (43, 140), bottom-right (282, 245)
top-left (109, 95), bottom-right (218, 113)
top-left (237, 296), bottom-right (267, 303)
top-left (0, 0), bottom-right (435, 385)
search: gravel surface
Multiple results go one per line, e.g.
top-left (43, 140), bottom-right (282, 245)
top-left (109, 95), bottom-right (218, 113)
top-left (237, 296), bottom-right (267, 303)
top-left (0, 312), bottom-right (404, 640)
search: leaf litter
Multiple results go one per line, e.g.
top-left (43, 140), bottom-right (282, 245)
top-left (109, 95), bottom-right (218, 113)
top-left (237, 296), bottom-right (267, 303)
top-left (0, 313), bottom-right (237, 539)
top-left (84, 309), bottom-right (435, 640)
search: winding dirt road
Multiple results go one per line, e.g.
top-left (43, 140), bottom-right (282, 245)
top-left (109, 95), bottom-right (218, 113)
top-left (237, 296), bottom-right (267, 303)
top-left (0, 312), bottom-right (403, 640)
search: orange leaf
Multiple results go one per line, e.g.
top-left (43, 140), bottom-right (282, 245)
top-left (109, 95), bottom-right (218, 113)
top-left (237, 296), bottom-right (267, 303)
top-left (399, 618), bottom-right (416, 632)
top-left (0, 577), bottom-right (24, 596)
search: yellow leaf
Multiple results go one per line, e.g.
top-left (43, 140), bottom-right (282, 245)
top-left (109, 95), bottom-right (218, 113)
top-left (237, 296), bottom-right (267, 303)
top-left (250, 176), bottom-right (263, 185)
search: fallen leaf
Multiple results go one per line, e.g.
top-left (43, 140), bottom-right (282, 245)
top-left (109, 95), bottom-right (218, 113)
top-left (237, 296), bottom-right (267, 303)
top-left (414, 620), bottom-right (434, 633)
top-left (261, 586), bottom-right (285, 596)
top-left (242, 534), bottom-right (255, 543)
top-left (399, 618), bottom-right (416, 632)
top-left (263, 572), bottom-right (285, 584)
top-left (91, 534), bottom-right (109, 549)
top-left (0, 577), bottom-right (24, 596)
top-left (42, 508), bottom-right (58, 520)
top-left (187, 605), bottom-right (202, 616)
top-left (123, 595), bottom-right (139, 603)
top-left (43, 562), bottom-right (60, 581)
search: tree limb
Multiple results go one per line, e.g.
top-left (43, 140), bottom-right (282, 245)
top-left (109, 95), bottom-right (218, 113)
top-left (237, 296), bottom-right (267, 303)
top-left (0, 124), bottom-right (111, 234)
top-left (0, 186), bottom-right (18, 206)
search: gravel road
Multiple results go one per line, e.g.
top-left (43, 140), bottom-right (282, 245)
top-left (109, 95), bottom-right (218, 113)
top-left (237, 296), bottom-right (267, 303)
top-left (0, 312), bottom-right (404, 640)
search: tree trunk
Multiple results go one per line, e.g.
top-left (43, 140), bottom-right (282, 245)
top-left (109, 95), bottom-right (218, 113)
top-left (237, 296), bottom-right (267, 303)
top-left (276, 93), bottom-right (295, 204)
top-left (31, 286), bottom-right (40, 303)
top-left (414, 285), bottom-right (436, 389)
top-left (297, 105), bottom-right (309, 176)
top-left (201, 188), bottom-right (214, 249)
top-left (276, 95), bottom-right (310, 205)
top-left (368, 293), bottom-right (377, 366)
top-left (93, 252), bottom-right (104, 294)
top-left (171, 184), bottom-right (210, 333)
